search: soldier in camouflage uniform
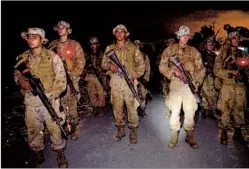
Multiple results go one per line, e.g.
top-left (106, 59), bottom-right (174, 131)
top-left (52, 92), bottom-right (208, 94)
top-left (134, 40), bottom-right (151, 119)
top-left (200, 37), bottom-right (219, 118)
top-left (85, 37), bottom-right (106, 117)
top-left (102, 24), bottom-right (145, 144)
top-left (48, 21), bottom-right (85, 140)
top-left (161, 38), bottom-right (177, 119)
top-left (159, 26), bottom-right (206, 149)
top-left (14, 28), bottom-right (68, 168)
top-left (213, 31), bottom-right (249, 146)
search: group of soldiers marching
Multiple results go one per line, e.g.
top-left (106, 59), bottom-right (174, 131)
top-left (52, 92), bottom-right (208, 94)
top-left (159, 26), bottom-right (249, 148)
top-left (13, 20), bottom-right (249, 168)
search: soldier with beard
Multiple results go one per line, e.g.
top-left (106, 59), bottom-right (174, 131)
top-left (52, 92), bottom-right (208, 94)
top-left (84, 37), bottom-right (106, 117)
top-left (200, 37), bottom-right (219, 119)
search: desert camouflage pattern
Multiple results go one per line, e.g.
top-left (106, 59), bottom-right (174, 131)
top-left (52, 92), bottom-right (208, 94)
top-left (85, 51), bottom-right (106, 108)
top-left (49, 39), bottom-right (85, 126)
top-left (213, 46), bottom-right (249, 129)
top-left (200, 52), bottom-right (219, 110)
top-left (14, 48), bottom-right (67, 151)
top-left (102, 40), bottom-right (145, 128)
top-left (138, 54), bottom-right (151, 109)
top-left (159, 43), bottom-right (206, 131)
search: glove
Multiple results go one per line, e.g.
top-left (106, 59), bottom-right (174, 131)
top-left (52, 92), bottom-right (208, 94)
top-left (109, 63), bottom-right (118, 73)
top-left (19, 78), bottom-right (31, 90)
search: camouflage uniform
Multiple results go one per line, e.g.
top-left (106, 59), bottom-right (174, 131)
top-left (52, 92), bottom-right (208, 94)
top-left (102, 25), bottom-right (145, 144)
top-left (213, 32), bottom-right (249, 145)
top-left (159, 26), bottom-right (206, 149)
top-left (85, 50), bottom-right (106, 117)
top-left (48, 21), bottom-right (85, 141)
top-left (49, 38), bottom-right (85, 139)
top-left (134, 40), bottom-right (151, 118)
top-left (137, 54), bottom-right (151, 115)
top-left (14, 28), bottom-right (68, 167)
top-left (160, 38), bottom-right (176, 119)
top-left (200, 50), bottom-right (219, 114)
top-left (14, 48), bottom-right (67, 152)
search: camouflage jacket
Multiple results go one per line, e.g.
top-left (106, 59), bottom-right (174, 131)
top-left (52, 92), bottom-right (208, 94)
top-left (14, 48), bottom-right (67, 106)
top-left (142, 54), bottom-right (151, 82)
top-left (85, 50), bottom-right (105, 75)
top-left (159, 43), bottom-right (206, 88)
top-left (48, 39), bottom-right (85, 80)
top-left (201, 50), bottom-right (216, 76)
top-left (102, 40), bottom-right (145, 79)
top-left (213, 45), bottom-right (249, 85)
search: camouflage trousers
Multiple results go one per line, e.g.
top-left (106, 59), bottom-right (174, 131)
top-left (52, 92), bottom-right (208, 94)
top-left (217, 83), bottom-right (246, 129)
top-left (61, 81), bottom-right (80, 126)
top-left (161, 78), bottom-right (170, 118)
top-left (138, 82), bottom-right (147, 109)
top-left (86, 74), bottom-right (106, 107)
top-left (25, 99), bottom-right (66, 152)
top-left (200, 75), bottom-right (218, 110)
top-left (168, 81), bottom-right (198, 131)
top-left (110, 75), bottom-right (139, 128)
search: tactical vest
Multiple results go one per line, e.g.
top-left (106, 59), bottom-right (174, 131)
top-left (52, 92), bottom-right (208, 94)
top-left (168, 44), bottom-right (198, 76)
top-left (107, 40), bottom-right (138, 75)
top-left (223, 47), bottom-right (243, 70)
top-left (17, 48), bottom-right (56, 93)
top-left (86, 50), bottom-right (103, 74)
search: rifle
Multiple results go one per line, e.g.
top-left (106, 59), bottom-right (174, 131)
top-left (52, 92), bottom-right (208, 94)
top-left (138, 78), bottom-right (153, 102)
top-left (106, 50), bottom-right (144, 111)
top-left (169, 55), bottom-right (202, 104)
top-left (14, 62), bottom-right (68, 139)
top-left (169, 55), bottom-right (206, 118)
top-left (48, 43), bottom-right (80, 102)
top-left (61, 59), bottom-right (80, 102)
top-left (86, 54), bottom-right (105, 88)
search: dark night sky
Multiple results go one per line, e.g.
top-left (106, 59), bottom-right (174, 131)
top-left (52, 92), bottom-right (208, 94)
top-left (2, 1), bottom-right (249, 88)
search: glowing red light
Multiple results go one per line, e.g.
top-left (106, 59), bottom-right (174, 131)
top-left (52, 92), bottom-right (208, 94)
top-left (237, 58), bottom-right (249, 67)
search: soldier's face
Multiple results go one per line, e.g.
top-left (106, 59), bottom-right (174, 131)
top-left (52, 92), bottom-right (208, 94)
top-left (57, 25), bottom-right (68, 36)
top-left (179, 35), bottom-right (189, 44)
top-left (115, 29), bottom-right (126, 41)
top-left (91, 43), bottom-right (99, 50)
top-left (27, 34), bottom-right (43, 48)
top-left (231, 36), bottom-right (240, 47)
top-left (206, 42), bottom-right (214, 51)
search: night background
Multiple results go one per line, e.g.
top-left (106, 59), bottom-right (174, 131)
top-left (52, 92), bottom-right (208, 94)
top-left (2, 1), bottom-right (249, 168)
top-left (2, 1), bottom-right (249, 89)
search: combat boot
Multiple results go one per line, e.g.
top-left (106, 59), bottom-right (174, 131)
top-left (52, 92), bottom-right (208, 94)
top-left (92, 107), bottom-right (98, 117)
top-left (201, 109), bottom-right (207, 119)
top-left (56, 149), bottom-right (68, 168)
top-left (141, 109), bottom-right (147, 119)
top-left (98, 107), bottom-right (104, 117)
top-left (185, 130), bottom-right (199, 149)
top-left (233, 127), bottom-right (248, 146)
top-left (129, 127), bottom-right (137, 144)
top-left (220, 129), bottom-right (228, 145)
top-left (71, 124), bottom-right (79, 140)
top-left (168, 130), bottom-right (179, 148)
top-left (113, 126), bottom-right (125, 142)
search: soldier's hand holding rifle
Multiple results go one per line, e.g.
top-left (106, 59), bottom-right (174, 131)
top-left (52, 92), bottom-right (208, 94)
top-left (19, 78), bottom-right (32, 90)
